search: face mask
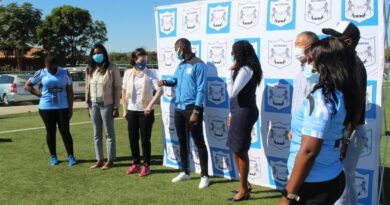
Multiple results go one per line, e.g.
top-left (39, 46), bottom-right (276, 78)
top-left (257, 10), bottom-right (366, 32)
top-left (176, 48), bottom-right (184, 61)
top-left (303, 63), bottom-right (320, 84)
top-left (231, 55), bottom-right (235, 63)
top-left (136, 62), bottom-right (147, 70)
top-left (294, 47), bottom-right (306, 61)
top-left (93, 54), bottom-right (104, 64)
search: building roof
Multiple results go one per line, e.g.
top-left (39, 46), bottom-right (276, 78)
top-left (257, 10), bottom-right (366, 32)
top-left (0, 48), bottom-right (45, 58)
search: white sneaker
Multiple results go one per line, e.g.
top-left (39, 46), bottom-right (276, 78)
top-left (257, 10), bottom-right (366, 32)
top-left (171, 172), bottom-right (191, 183)
top-left (199, 176), bottom-right (209, 189)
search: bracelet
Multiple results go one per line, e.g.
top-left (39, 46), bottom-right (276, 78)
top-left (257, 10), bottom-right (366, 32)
top-left (193, 109), bottom-right (200, 114)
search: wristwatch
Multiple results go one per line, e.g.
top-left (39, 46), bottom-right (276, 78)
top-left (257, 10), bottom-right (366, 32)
top-left (193, 109), bottom-right (200, 114)
top-left (281, 189), bottom-right (300, 201)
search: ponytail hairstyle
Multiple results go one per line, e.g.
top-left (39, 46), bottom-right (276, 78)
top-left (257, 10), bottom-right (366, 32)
top-left (129, 48), bottom-right (148, 67)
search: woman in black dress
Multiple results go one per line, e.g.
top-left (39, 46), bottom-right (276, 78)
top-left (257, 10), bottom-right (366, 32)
top-left (226, 40), bottom-right (262, 201)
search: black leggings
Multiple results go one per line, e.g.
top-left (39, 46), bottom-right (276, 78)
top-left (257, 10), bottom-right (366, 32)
top-left (292, 171), bottom-right (346, 205)
top-left (126, 110), bottom-right (155, 165)
top-left (39, 109), bottom-right (74, 156)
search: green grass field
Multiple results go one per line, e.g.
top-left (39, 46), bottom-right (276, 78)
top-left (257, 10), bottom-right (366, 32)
top-left (0, 101), bottom-right (389, 204)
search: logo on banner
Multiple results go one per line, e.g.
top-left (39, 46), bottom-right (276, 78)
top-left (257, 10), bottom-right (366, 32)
top-left (158, 8), bottom-right (177, 37)
top-left (162, 111), bottom-right (177, 140)
top-left (345, 0), bottom-right (374, 23)
top-left (208, 80), bottom-right (226, 105)
top-left (183, 7), bottom-right (201, 33)
top-left (268, 0), bottom-right (294, 28)
top-left (191, 40), bottom-right (201, 58)
top-left (249, 154), bottom-right (262, 180)
top-left (166, 141), bottom-right (180, 164)
top-left (269, 159), bottom-right (289, 186)
top-left (189, 138), bottom-right (201, 172)
top-left (213, 151), bottom-right (232, 173)
top-left (207, 115), bottom-right (228, 141)
top-left (208, 42), bottom-right (227, 68)
top-left (355, 171), bottom-right (370, 199)
top-left (267, 81), bottom-right (291, 111)
top-left (268, 39), bottom-right (292, 68)
top-left (267, 121), bottom-right (290, 150)
top-left (160, 47), bottom-right (176, 70)
top-left (207, 2), bottom-right (231, 34)
top-left (237, 1), bottom-right (260, 29)
top-left (357, 37), bottom-right (376, 67)
top-left (305, 0), bottom-right (331, 25)
top-left (361, 129), bottom-right (372, 157)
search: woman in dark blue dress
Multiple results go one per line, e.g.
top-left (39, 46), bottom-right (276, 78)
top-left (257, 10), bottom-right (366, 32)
top-left (226, 40), bottom-right (262, 201)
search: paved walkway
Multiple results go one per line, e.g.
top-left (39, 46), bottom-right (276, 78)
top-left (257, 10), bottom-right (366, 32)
top-left (0, 101), bottom-right (87, 115)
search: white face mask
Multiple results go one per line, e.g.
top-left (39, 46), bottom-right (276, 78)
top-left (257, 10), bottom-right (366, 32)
top-left (294, 47), bottom-right (306, 61)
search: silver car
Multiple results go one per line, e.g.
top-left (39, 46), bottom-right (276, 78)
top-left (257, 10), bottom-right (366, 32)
top-left (66, 67), bottom-right (86, 101)
top-left (0, 74), bottom-right (40, 106)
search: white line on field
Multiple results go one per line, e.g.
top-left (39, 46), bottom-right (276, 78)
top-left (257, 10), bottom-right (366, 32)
top-left (0, 113), bottom-right (161, 134)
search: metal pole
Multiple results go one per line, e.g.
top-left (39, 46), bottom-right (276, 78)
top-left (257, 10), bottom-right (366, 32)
top-left (378, 1), bottom-right (390, 204)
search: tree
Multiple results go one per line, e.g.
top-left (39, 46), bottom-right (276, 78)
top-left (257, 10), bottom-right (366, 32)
top-left (36, 5), bottom-right (107, 66)
top-left (0, 3), bottom-right (42, 69)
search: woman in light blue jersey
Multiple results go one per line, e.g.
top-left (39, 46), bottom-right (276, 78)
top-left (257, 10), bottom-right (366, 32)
top-left (25, 56), bottom-right (76, 166)
top-left (279, 37), bottom-right (363, 205)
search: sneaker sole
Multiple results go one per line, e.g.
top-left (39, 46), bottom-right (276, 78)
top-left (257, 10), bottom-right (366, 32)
top-left (172, 177), bottom-right (191, 183)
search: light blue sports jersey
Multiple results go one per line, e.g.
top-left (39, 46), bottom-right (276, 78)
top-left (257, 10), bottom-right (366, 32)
top-left (288, 88), bottom-right (346, 182)
top-left (30, 67), bottom-right (72, 110)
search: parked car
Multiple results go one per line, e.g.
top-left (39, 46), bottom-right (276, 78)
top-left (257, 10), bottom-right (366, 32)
top-left (0, 74), bottom-right (40, 106)
top-left (66, 67), bottom-right (86, 101)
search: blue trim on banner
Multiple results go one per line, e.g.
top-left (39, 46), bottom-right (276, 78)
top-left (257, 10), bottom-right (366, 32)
top-left (267, 0), bottom-right (296, 31)
top-left (355, 168), bottom-right (374, 204)
top-left (190, 40), bottom-right (202, 58)
top-left (157, 8), bottom-right (177, 38)
top-left (234, 38), bottom-right (261, 61)
top-left (206, 77), bottom-right (228, 109)
top-left (210, 147), bottom-right (236, 178)
top-left (161, 75), bottom-right (176, 103)
top-left (165, 139), bottom-right (181, 168)
top-left (206, 2), bottom-right (232, 34)
top-left (366, 80), bottom-right (377, 119)
top-left (341, 0), bottom-right (378, 26)
top-left (250, 119), bottom-right (262, 149)
top-left (267, 156), bottom-right (288, 189)
top-left (264, 79), bottom-right (293, 114)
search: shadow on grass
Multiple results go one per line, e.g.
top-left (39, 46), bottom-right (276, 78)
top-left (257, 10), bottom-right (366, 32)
top-left (75, 155), bottom-right (163, 165)
top-left (0, 138), bottom-right (12, 142)
top-left (250, 194), bottom-right (281, 200)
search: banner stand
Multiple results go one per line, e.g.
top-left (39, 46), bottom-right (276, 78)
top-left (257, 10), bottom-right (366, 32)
top-left (378, 1), bottom-right (390, 204)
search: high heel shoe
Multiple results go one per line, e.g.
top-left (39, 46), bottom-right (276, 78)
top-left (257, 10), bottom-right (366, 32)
top-left (228, 191), bottom-right (250, 202)
top-left (231, 184), bottom-right (253, 193)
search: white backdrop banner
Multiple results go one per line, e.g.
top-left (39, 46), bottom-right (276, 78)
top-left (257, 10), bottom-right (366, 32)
top-left (155, 0), bottom-right (384, 204)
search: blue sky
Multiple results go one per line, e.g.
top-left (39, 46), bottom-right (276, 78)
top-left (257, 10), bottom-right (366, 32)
top-left (3, 0), bottom-right (195, 53)
top-left (2, 0), bottom-right (390, 52)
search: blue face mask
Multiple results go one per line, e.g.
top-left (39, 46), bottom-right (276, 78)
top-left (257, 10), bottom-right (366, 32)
top-left (231, 55), bottom-right (235, 63)
top-left (136, 62), bottom-right (147, 70)
top-left (93, 54), bottom-right (104, 64)
top-left (303, 63), bottom-right (320, 84)
top-left (176, 48), bottom-right (184, 61)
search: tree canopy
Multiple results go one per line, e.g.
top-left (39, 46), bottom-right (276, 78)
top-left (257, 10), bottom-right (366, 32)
top-left (36, 5), bottom-right (107, 66)
top-left (0, 3), bottom-right (42, 69)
